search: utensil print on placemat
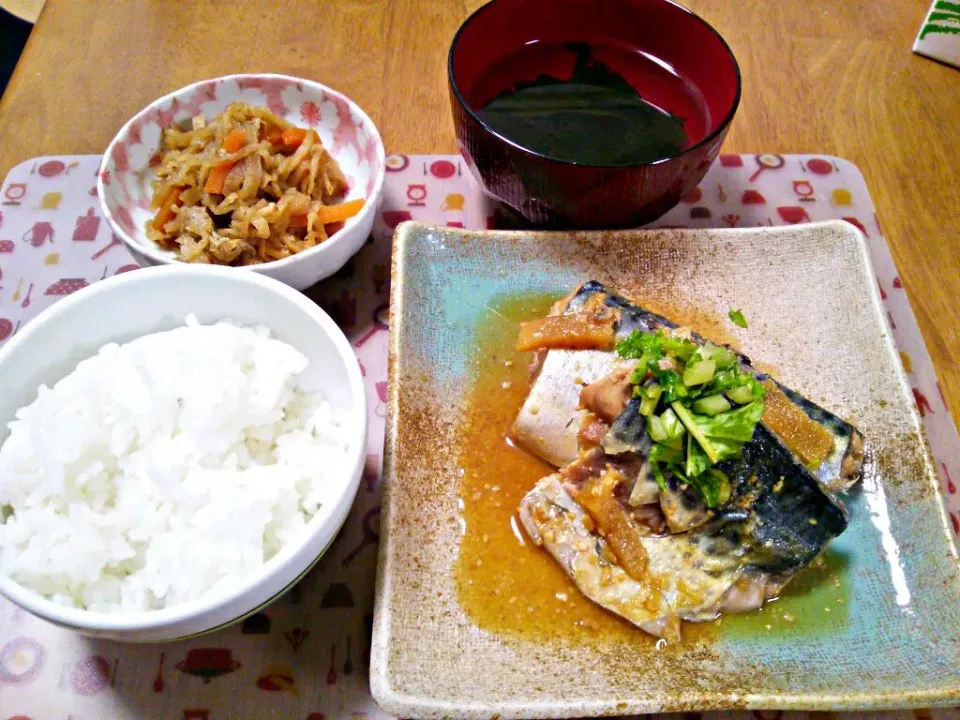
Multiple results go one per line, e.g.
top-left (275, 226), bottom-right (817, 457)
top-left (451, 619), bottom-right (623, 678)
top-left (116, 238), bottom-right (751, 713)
top-left (283, 627), bottom-right (310, 653)
top-left (748, 153), bottom-right (786, 182)
top-left (343, 635), bottom-right (354, 675)
top-left (241, 612), bottom-right (271, 635)
top-left (326, 645), bottom-right (337, 685)
top-left (354, 303), bottom-right (389, 348)
top-left (372, 263), bottom-right (389, 294)
top-left (343, 506), bottom-right (380, 566)
top-left (440, 192), bottom-right (466, 211)
top-left (0, 636), bottom-right (45, 687)
top-left (176, 648), bottom-right (241, 683)
top-left (45, 278), bottom-right (89, 296)
top-left (942, 462), bottom-right (956, 495)
top-left (385, 154), bottom-right (409, 172)
top-left (407, 183), bottom-right (427, 207)
top-left (22, 221), bottom-right (53, 247)
top-left (777, 206), bottom-right (812, 224)
top-left (803, 157), bottom-right (838, 175)
top-left (320, 582), bottom-right (354, 608)
top-left (325, 288), bottom-right (356, 329)
top-left (913, 388), bottom-right (934, 417)
top-left (256, 664), bottom-right (298, 695)
top-left (793, 180), bottom-right (816, 202)
top-left (92, 233), bottom-right (122, 260)
top-left (41, 192), bottom-right (62, 210)
top-left (152, 652), bottom-right (165, 692)
top-left (362, 453), bottom-right (380, 493)
top-left (375, 380), bottom-right (387, 417)
top-left (70, 655), bottom-right (112, 695)
top-left (37, 160), bottom-right (66, 178)
top-left (0, 318), bottom-right (17, 342)
top-left (382, 209), bottom-right (413, 229)
top-left (72, 208), bottom-right (101, 242)
top-left (425, 159), bottom-right (458, 179)
top-left (4, 182), bottom-right (27, 206)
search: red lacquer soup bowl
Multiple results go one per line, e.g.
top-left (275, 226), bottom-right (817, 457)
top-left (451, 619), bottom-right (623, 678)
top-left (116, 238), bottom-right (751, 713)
top-left (448, 0), bottom-right (741, 228)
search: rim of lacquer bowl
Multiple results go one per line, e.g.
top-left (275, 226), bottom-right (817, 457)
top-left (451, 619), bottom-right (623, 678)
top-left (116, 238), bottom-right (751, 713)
top-left (0, 265), bottom-right (368, 635)
top-left (447, 0), bottom-right (742, 170)
top-left (98, 73), bottom-right (386, 273)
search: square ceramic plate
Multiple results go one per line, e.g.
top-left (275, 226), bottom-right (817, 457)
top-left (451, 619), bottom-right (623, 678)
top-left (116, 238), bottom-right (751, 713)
top-left (371, 220), bottom-right (960, 718)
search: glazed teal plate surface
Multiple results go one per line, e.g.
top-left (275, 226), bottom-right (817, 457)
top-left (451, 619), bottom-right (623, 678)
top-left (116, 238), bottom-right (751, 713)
top-left (371, 221), bottom-right (960, 719)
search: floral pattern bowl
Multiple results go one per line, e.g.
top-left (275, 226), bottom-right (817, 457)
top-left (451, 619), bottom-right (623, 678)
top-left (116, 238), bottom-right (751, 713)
top-left (98, 74), bottom-right (385, 290)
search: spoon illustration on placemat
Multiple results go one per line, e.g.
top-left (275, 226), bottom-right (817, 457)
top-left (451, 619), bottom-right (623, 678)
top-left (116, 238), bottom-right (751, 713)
top-left (92, 233), bottom-right (122, 260)
top-left (343, 636), bottom-right (353, 675)
top-left (343, 506), bottom-right (380, 566)
top-left (152, 652), bottom-right (165, 692)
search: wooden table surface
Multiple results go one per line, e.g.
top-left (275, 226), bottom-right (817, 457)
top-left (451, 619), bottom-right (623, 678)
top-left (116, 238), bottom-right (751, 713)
top-left (1, 0), bottom-right (958, 422)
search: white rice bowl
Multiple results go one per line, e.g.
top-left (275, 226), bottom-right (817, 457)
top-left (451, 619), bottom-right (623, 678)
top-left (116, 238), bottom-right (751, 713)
top-left (0, 314), bottom-right (352, 613)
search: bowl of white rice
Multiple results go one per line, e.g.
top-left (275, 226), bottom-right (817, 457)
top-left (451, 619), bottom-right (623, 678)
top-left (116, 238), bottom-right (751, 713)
top-left (0, 265), bottom-right (367, 641)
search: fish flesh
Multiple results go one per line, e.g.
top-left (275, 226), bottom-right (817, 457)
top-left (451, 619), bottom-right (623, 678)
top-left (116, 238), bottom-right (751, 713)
top-left (514, 282), bottom-right (864, 639)
top-left (513, 281), bottom-right (865, 490)
top-left (519, 424), bottom-right (851, 639)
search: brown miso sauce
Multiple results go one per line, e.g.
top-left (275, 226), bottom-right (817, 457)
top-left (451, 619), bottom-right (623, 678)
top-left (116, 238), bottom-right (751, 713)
top-left (453, 291), bottom-right (846, 646)
top-left (454, 292), bottom-right (644, 644)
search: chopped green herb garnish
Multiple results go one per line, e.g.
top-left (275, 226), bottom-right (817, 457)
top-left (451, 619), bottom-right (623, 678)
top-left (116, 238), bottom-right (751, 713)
top-left (650, 459), bottom-right (668, 491)
top-left (687, 468), bottom-right (731, 508)
top-left (692, 393), bottom-right (731, 416)
top-left (692, 401), bottom-right (765, 442)
top-left (660, 407), bottom-right (684, 441)
top-left (728, 308), bottom-right (748, 328)
top-left (646, 414), bottom-right (667, 442)
top-left (682, 357), bottom-right (716, 386)
top-left (635, 383), bottom-right (662, 416)
top-left (615, 330), bottom-right (662, 359)
top-left (686, 431), bottom-right (711, 478)
top-left (725, 383), bottom-right (758, 405)
top-left (615, 329), bottom-right (766, 508)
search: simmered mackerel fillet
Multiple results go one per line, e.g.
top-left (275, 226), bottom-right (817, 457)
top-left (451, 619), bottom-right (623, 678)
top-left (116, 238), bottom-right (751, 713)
top-left (519, 427), bottom-right (850, 639)
top-left (513, 281), bottom-right (865, 492)
top-left (514, 281), bottom-right (864, 639)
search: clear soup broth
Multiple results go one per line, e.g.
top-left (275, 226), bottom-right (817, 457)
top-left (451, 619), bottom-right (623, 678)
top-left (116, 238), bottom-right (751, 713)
top-left (470, 40), bottom-right (711, 166)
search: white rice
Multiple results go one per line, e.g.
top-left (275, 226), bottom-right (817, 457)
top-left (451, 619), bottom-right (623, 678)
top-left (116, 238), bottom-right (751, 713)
top-left (0, 315), bottom-right (351, 612)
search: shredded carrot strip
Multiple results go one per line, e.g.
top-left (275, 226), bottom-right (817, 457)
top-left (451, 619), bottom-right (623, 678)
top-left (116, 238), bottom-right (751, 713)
top-left (202, 129), bottom-right (248, 194)
top-left (315, 198), bottom-right (364, 224)
top-left (204, 164), bottom-right (232, 194)
top-left (221, 128), bottom-right (247, 154)
top-left (263, 126), bottom-right (284, 146)
top-left (281, 127), bottom-right (308, 148)
top-left (151, 186), bottom-right (183, 231)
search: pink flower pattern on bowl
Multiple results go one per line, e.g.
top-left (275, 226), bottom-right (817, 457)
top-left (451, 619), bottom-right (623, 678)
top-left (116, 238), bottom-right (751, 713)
top-left (98, 74), bottom-right (385, 289)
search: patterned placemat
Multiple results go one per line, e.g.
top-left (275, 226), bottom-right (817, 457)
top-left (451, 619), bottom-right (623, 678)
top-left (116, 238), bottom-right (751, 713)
top-left (0, 154), bottom-right (957, 720)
